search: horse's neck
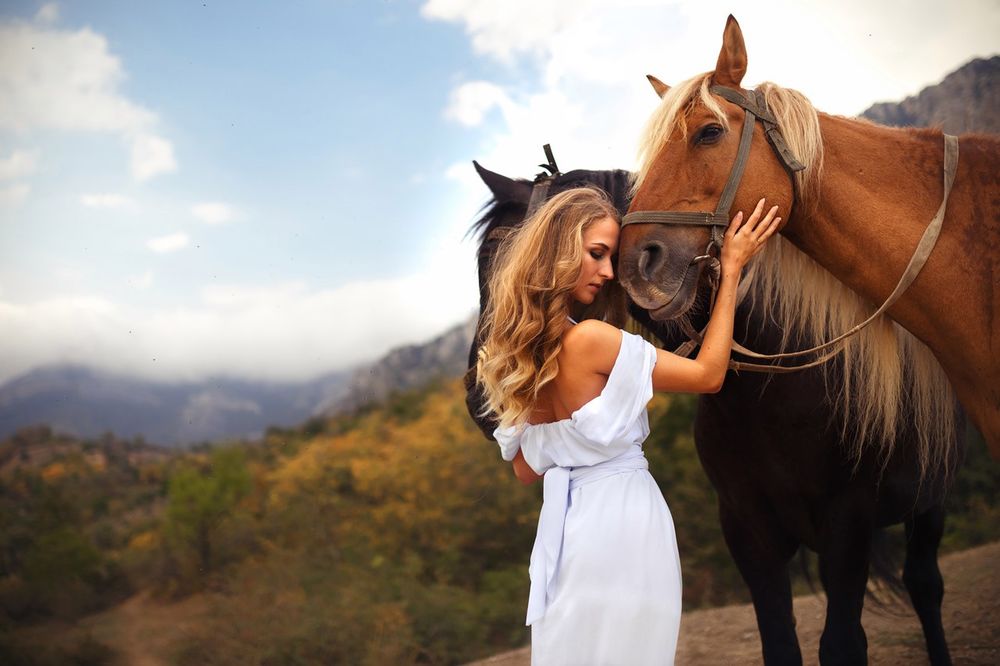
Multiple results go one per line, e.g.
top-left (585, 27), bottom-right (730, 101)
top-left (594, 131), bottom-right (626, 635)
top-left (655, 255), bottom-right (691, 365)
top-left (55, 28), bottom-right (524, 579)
top-left (781, 114), bottom-right (998, 339)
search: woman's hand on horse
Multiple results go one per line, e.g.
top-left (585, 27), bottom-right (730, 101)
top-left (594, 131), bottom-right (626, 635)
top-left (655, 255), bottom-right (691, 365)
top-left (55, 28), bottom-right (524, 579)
top-left (721, 198), bottom-right (781, 273)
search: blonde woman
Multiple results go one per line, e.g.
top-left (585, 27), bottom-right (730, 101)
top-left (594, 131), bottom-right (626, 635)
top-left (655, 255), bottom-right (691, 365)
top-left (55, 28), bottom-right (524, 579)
top-left (477, 187), bottom-right (780, 665)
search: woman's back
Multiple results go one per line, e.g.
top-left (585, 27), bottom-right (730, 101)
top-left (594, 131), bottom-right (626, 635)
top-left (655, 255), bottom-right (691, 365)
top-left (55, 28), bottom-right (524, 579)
top-left (528, 319), bottom-right (623, 426)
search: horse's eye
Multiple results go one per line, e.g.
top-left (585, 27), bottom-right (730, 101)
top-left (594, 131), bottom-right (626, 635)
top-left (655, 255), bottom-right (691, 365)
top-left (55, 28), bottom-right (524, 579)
top-left (694, 124), bottom-right (724, 145)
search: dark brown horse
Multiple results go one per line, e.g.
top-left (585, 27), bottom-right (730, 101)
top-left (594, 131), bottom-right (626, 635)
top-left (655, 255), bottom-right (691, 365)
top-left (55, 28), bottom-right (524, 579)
top-left (618, 16), bottom-right (1000, 458)
top-left (466, 161), bottom-right (961, 665)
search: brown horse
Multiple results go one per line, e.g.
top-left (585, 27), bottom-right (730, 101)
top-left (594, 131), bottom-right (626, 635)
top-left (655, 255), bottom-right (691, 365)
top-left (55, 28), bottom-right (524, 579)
top-left (618, 15), bottom-right (1000, 458)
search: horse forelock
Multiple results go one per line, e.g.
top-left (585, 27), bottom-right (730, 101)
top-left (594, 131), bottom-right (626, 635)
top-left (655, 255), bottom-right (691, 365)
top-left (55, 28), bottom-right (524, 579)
top-left (632, 72), bottom-right (729, 197)
top-left (631, 74), bottom-right (826, 211)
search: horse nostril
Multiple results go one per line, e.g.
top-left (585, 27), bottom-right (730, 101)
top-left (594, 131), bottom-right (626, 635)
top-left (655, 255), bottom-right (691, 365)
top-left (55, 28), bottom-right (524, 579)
top-left (638, 241), bottom-right (665, 281)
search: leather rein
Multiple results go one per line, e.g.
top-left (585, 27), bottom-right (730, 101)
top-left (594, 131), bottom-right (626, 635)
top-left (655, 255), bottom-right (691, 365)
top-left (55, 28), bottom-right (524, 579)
top-left (620, 85), bottom-right (959, 373)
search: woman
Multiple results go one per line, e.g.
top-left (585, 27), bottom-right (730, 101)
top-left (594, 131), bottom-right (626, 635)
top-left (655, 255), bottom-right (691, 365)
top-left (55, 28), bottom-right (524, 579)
top-left (476, 187), bottom-right (780, 665)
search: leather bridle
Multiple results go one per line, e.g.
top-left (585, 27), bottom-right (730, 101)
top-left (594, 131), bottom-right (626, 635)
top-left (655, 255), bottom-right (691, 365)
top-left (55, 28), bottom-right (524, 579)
top-left (480, 144), bottom-right (562, 253)
top-left (621, 86), bottom-right (806, 254)
top-left (619, 85), bottom-right (960, 373)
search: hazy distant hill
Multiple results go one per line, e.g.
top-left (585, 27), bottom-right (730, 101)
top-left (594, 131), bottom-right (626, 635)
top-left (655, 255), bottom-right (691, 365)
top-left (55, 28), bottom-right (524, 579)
top-left (861, 56), bottom-right (999, 133)
top-left (0, 364), bottom-right (350, 447)
top-left (0, 316), bottom-right (476, 446)
top-left (324, 313), bottom-right (477, 416)
top-left (0, 314), bottom-right (478, 447)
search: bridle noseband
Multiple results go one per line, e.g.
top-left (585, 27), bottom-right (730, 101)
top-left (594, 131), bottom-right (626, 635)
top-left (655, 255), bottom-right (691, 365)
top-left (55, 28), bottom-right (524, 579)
top-left (621, 85), bottom-right (806, 254)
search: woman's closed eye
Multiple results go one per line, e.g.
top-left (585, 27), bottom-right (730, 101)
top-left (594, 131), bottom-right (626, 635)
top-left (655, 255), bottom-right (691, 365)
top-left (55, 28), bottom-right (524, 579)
top-left (590, 250), bottom-right (605, 260)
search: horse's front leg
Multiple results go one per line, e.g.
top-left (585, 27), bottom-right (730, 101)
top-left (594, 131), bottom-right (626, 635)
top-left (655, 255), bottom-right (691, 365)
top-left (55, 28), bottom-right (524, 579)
top-left (719, 501), bottom-right (802, 665)
top-left (904, 504), bottom-right (952, 666)
top-left (817, 491), bottom-right (874, 665)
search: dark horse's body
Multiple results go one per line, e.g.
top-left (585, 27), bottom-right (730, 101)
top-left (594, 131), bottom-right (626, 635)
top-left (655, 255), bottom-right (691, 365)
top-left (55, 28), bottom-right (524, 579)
top-left (465, 163), bottom-right (962, 665)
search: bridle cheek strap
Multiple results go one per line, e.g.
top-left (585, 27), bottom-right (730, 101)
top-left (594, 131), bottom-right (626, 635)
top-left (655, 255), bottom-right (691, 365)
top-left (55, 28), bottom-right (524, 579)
top-left (621, 86), bottom-right (805, 252)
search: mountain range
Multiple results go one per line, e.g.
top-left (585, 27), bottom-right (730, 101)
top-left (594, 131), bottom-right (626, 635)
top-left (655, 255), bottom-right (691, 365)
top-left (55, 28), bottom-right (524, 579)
top-left (0, 314), bottom-right (477, 447)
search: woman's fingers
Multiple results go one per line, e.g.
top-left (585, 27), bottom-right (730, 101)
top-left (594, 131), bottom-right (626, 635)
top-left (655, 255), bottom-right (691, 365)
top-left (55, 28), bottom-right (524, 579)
top-left (750, 217), bottom-right (781, 256)
top-left (723, 197), bottom-right (782, 268)
top-left (741, 198), bottom-right (767, 233)
top-left (725, 210), bottom-right (744, 238)
top-left (750, 205), bottom-right (780, 240)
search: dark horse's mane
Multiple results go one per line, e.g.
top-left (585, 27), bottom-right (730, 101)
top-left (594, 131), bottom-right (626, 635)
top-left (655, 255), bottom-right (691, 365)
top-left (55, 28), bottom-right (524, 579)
top-left (469, 166), bottom-right (633, 245)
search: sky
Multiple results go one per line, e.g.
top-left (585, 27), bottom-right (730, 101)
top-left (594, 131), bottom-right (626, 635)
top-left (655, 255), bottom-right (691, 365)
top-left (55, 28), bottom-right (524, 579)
top-left (1, 0), bottom-right (997, 385)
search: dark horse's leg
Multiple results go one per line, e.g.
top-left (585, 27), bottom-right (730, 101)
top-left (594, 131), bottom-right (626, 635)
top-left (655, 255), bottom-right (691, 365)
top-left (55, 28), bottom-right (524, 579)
top-left (818, 490), bottom-right (874, 665)
top-left (904, 505), bottom-right (952, 665)
top-left (719, 502), bottom-right (803, 665)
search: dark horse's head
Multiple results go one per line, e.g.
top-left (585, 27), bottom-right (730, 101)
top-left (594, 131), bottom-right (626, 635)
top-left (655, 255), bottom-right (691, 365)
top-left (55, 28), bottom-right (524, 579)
top-left (464, 161), bottom-right (696, 440)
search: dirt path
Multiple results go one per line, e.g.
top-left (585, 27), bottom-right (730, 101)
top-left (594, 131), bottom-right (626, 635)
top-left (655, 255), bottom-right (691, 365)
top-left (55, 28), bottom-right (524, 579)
top-left (76, 589), bottom-right (209, 666)
top-left (469, 541), bottom-right (1000, 665)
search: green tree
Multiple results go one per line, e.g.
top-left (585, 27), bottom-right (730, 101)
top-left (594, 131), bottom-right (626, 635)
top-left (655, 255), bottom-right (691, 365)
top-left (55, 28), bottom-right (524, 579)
top-left (165, 447), bottom-right (251, 573)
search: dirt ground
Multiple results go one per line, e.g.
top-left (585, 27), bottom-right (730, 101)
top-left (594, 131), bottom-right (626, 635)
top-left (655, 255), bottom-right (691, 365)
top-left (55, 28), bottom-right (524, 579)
top-left (468, 541), bottom-right (1000, 666)
top-left (18, 541), bottom-right (998, 665)
top-left (16, 588), bottom-right (210, 666)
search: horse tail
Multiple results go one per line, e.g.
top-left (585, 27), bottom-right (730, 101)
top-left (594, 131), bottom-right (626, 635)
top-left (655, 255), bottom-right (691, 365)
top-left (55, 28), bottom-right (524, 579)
top-left (865, 529), bottom-right (909, 611)
top-left (792, 533), bottom-right (908, 608)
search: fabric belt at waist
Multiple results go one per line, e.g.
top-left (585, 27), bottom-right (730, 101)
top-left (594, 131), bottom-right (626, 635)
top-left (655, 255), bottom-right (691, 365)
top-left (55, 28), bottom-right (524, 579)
top-left (525, 446), bottom-right (649, 626)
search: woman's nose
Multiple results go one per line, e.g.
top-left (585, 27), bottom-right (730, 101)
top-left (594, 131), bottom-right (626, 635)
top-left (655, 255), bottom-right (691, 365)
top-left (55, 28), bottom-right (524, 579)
top-left (600, 260), bottom-right (614, 279)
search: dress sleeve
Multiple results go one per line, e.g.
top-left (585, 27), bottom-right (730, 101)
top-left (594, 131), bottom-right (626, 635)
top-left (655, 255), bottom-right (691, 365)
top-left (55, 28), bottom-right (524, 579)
top-left (571, 330), bottom-right (658, 446)
top-left (494, 425), bottom-right (556, 474)
top-left (493, 425), bottom-right (523, 462)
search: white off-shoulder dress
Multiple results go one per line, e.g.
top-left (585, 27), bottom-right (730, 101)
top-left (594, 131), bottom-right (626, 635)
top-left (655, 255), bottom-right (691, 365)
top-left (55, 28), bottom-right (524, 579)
top-left (494, 329), bottom-right (682, 666)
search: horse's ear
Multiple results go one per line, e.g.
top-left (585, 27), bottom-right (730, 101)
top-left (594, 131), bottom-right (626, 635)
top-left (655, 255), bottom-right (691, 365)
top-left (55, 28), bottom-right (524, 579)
top-left (646, 74), bottom-right (670, 98)
top-left (712, 15), bottom-right (747, 88)
top-left (473, 161), bottom-right (533, 204)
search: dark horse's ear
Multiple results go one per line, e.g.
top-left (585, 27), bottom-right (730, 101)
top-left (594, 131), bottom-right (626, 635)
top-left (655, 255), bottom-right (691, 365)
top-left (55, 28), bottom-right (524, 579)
top-left (473, 161), bottom-right (534, 204)
top-left (646, 74), bottom-right (670, 98)
top-left (712, 15), bottom-right (747, 89)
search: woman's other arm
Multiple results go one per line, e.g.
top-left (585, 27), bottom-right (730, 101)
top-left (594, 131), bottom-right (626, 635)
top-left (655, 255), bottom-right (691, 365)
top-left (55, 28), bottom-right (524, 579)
top-left (512, 448), bottom-right (544, 485)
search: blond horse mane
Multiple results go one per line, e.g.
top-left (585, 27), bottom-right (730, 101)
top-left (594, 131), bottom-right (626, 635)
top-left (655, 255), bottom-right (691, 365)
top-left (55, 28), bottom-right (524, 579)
top-left (635, 73), bottom-right (957, 480)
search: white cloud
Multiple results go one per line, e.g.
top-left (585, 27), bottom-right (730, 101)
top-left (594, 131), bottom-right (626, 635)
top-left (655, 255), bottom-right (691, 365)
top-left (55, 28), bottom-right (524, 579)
top-left (445, 80), bottom-right (511, 127)
top-left (54, 266), bottom-right (88, 283)
top-left (35, 3), bottom-right (59, 24)
top-left (191, 201), bottom-right (237, 225)
top-left (146, 232), bottom-right (189, 253)
top-left (425, 0), bottom-right (1000, 156)
top-left (81, 193), bottom-right (131, 209)
top-left (130, 132), bottom-right (176, 181)
top-left (127, 270), bottom-right (153, 289)
top-left (0, 183), bottom-right (30, 207)
top-left (421, 0), bottom-right (589, 62)
top-left (444, 161), bottom-right (480, 186)
top-left (0, 260), bottom-right (479, 384)
top-left (0, 20), bottom-right (176, 180)
top-left (0, 150), bottom-right (38, 180)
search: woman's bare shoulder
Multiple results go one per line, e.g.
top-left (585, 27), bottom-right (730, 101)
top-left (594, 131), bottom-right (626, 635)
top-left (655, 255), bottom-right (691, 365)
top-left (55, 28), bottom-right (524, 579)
top-left (561, 319), bottom-right (622, 375)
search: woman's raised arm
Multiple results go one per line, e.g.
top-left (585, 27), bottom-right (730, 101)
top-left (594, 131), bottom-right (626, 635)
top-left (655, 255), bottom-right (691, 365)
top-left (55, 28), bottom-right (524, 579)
top-left (651, 198), bottom-right (780, 394)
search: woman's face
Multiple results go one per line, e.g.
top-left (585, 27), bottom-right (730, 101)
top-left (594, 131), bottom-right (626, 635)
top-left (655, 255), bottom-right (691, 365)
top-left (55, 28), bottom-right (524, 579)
top-left (572, 215), bottom-right (619, 305)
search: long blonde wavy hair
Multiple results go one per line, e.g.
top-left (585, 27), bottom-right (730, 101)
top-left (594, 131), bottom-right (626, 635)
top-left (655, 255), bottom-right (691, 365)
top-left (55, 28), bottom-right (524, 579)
top-left (476, 187), bottom-right (627, 429)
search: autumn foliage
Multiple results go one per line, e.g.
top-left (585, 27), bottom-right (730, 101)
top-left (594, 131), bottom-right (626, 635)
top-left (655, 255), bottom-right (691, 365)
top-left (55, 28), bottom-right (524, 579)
top-left (1, 381), bottom-right (998, 664)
